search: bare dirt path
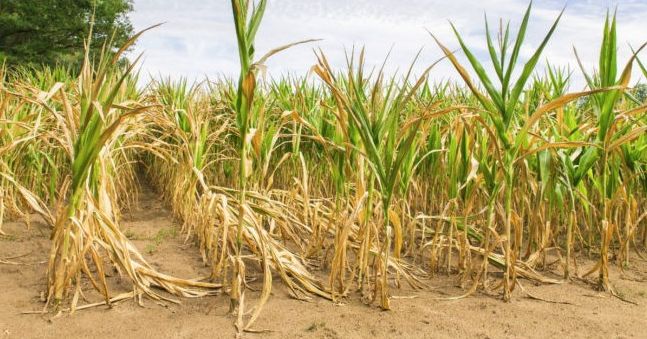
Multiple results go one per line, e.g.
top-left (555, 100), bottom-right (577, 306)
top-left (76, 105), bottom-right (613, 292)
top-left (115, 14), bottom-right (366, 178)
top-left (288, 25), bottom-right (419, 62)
top-left (1, 187), bottom-right (646, 338)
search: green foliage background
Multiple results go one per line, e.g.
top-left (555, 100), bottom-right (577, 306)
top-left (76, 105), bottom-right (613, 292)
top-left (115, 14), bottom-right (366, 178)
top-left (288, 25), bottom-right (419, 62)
top-left (0, 0), bottom-right (133, 67)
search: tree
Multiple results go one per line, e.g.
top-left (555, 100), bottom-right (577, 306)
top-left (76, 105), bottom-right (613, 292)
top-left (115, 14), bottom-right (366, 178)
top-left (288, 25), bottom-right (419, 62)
top-left (0, 0), bottom-right (134, 67)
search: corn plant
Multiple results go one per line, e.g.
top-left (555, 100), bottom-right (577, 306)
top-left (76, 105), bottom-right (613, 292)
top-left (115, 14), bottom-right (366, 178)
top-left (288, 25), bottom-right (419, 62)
top-left (313, 50), bottom-right (455, 309)
top-left (433, 2), bottom-right (567, 300)
top-left (229, 0), bottom-right (318, 330)
top-left (573, 13), bottom-right (647, 291)
top-left (33, 25), bottom-right (219, 311)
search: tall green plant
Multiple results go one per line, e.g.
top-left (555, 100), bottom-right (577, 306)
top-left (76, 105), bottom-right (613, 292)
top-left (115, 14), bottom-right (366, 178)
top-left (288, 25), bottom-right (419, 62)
top-left (574, 13), bottom-right (647, 291)
top-left (229, 0), bottom-right (317, 330)
top-left (314, 50), bottom-right (453, 309)
top-left (434, 2), bottom-right (563, 300)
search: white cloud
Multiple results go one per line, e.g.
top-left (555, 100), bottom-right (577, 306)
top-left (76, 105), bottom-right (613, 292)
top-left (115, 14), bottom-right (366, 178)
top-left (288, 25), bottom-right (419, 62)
top-left (128, 0), bottom-right (647, 88)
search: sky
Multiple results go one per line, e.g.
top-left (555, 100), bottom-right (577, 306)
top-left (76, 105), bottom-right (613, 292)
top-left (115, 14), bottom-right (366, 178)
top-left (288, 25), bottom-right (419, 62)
top-left (127, 0), bottom-right (647, 89)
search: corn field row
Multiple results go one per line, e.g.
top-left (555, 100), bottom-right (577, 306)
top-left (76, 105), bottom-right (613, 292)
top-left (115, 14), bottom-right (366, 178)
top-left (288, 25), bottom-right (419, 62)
top-left (0, 1), bottom-right (646, 332)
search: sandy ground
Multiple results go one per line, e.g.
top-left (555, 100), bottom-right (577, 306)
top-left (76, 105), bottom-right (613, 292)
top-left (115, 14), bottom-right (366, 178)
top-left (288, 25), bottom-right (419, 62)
top-left (1, 187), bottom-right (646, 339)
